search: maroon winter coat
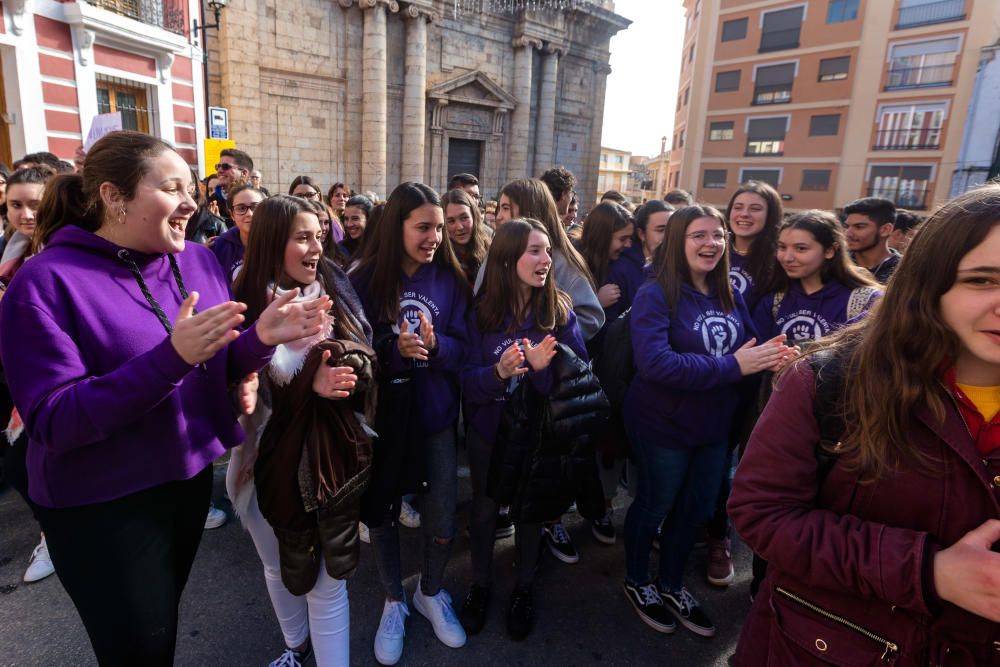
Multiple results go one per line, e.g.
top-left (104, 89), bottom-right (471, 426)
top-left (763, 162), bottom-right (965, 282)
top-left (729, 361), bottom-right (1000, 666)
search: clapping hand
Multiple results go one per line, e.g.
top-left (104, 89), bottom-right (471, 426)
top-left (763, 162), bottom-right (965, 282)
top-left (733, 334), bottom-right (795, 375)
top-left (597, 283), bottom-right (621, 308)
top-left (313, 350), bottom-right (358, 399)
top-left (522, 335), bottom-right (558, 372)
top-left (496, 342), bottom-right (528, 380)
top-left (418, 312), bottom-right (437, 352)
top-left (397, 318), bottom-right (429, 361)
top-left (170, 291), bottom-right (246, 365)
top-left (237, 372), bottom-right (259, 415)
top-left (256, 288), bottom-right (331, 347)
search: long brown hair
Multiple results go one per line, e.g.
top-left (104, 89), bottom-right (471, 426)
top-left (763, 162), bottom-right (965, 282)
top-left (819, 183), bottom-right (1000, 478)
top-left (442, 188), bottom-right (490, 282)
top-left (500, 179), bottom-right (595, 289)
top-left (579, 201), bottom-right (634, 286)
top-left (353, 182), bottom-right (468, 323)
top-left (724, 180), bottom-right (783, 294)
top-left (477, 218), bottom-right (571, 334)
top-left (773, 210), bottom-right (878, 292)
top-left (654, 205), bottom-right (734, 313)
top-left (232, 195), bottom-right (364, 341)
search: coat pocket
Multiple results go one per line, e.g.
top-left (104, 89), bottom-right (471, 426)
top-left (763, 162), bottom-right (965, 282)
top-left (768, 587), bottom-right (900, 667)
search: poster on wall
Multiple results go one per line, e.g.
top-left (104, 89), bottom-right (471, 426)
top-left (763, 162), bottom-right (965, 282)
top-left (84, 112), bottom-right (123, 152)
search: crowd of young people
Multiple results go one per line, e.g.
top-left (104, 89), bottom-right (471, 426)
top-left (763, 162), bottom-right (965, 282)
top-left (1, 133), bottom-right (998, 667)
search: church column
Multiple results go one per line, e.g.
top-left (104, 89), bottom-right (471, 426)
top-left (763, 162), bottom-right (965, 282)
top-left (533, 45), bottom-right (563, 175)
top-left (584, 61), bottom-right (612, 209)
top-left (401, 6), bottom-right (430, 183)
top-left (508, 36), bottom-right (541, 181)
top-left (360, 0), bottom-right (398, 194)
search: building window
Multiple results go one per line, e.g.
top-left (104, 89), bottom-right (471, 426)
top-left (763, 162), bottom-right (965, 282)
top-left (740, 168), bottom-right (781, 188)
top-left (703, 169), bottom-right (728, 189)
top-left (886, 36), bottom-right (959, 89)
top-left (897, 0), bottom-right (966, 30)
top-left (746, 117), bottom-right (787, 156)
top-left (818, 56), bottom-right (850, 81)
top-left (801, 169), bottom-right (832, 191)
top-left (874, 103), bottom-right (946, 150)
top-left (827, 0), bottom-right (859, 23)
top-left (96, 78), bottom-right (151, 133)
top-left (688, 44), bottom-right (695, 62)
top-left (760, 6), bottom-right (804, 53)
top-left (679, 129), bottom-right (686, 148)
top-left (709, 121), bottom-right (735, 141)
top-left (721, 17), bottom-right (748, 42)
top-left (809, 114), bottom-right (841, 136)
top-left (683, 88), bottom-right (690, 106)
top-left (715, 70), bottom-right (741, 93)
top-left (868, 165), bottom-right (933, 209)
top-left (753, 63), bottom-right (795, 105)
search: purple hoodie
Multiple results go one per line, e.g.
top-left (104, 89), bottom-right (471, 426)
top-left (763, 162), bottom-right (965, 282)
top-left (624, 280), bottom-right (757, 449)
top-left (0, 226), bottom-right (274, 508)
top-left (462, 309), bottom-right (586, 444)
top-left (210, 225), bottom-right (245, 281)
top-left (604, 243), bottom-right (647, 324)
top-left (352, 262), bottom-right (470, 435)
top-left (752, 279), bottom-right (881, 346)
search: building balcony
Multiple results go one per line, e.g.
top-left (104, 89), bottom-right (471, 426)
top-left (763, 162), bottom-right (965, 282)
top-left (758, 28), bottom-right (800, 53)
top-left (896, 0), bottom-right (965, 29)
top-left (872, 129), bottom-right (941, 151)
top-left (752, 84), bottom-right (792, 106)
top-left (885, 64), bottom-right (954, 90)
top-left (83, 0), bottom-right (187, 36)
top-left (866, 186), bottom-right (929, 210)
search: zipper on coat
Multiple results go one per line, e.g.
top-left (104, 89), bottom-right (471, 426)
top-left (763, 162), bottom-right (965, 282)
top-left (775, 586), bottom-right (900, 661)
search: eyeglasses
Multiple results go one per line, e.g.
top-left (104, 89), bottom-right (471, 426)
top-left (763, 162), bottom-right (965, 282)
top-left (295, 190), bottom-right (320, 200)
top-left (233, 201), bottom-right (261, 215)
top-left (214, 162), bottom-right (235, 172)
top-left (686, 231), bottom-right (727, 244)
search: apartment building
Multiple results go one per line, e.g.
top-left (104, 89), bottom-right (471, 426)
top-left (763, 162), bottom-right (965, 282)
top-left (668, 0), bottom-right (1000, 212)
top-left (597, 145), bottom-right (632, 202)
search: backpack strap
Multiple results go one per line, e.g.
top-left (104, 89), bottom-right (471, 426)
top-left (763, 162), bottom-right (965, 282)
top-left (846, 286), bottom-right (878, 320)
top-left (807, 348), bottom-right (846, 485)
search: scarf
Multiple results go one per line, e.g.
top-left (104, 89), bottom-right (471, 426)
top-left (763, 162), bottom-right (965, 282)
top-left (267, 281), bottom-right (333, 386)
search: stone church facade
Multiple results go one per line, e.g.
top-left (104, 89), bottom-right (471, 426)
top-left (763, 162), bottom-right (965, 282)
top-left (209, 0), bottom-right (629, 204)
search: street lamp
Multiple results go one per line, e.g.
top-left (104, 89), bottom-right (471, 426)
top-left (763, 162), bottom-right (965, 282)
top-left (193, 0), bottom-right (229, 138)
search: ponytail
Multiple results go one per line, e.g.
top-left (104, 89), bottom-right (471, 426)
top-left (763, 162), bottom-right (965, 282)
top-left (35, 173), bottom-right (98, 252)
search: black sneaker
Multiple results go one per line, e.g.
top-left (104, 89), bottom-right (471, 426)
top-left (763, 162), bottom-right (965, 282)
top-left (622, 582), bottom-right (676, 634)
top-left (506, 585), bottom-right (534, 640)
top-left (591, 511), bottom-right (616, 545)
top-left (542, 522), bottom-right (579, 563)
top-left (460, 584), bottom-right (491, 635)
top-left (660, 586), bottom-right (716, 637)
top-left (268, 643), bottom-right (312, 667)
top-left (495, 511), bottom-right (515, 540)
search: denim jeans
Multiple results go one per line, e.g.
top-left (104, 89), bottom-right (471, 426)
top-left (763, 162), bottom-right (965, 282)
top-left (370, 426), bottom-right (458, 600)
top-left (623, 435), bottom-right (728, 590)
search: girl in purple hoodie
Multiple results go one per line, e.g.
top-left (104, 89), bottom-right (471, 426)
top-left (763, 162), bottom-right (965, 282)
top-left (0, 131), bottom-right (330, 666)
top-left (350, 182), bottom-right (471, 665)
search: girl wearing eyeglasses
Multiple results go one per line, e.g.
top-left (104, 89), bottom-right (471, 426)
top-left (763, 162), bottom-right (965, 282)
top-left (621, 205), bottom-right (792, 639)
top-left (211, 184), bottom-right (265, 281)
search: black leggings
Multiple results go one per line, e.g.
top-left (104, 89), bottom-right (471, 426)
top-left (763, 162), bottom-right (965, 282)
top-left (34, 466), bottom-right (213, 667)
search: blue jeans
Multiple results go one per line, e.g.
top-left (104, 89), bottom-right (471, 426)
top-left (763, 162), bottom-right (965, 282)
top-left (623, 435), bottom-right (728, 590)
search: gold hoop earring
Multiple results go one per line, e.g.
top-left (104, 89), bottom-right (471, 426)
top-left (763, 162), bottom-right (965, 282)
top-left (118, 206), bottom-right (127, 225)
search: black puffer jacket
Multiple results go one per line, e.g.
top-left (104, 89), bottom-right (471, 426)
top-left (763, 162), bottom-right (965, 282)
top-left (487, 343), bottom-right (609, 523)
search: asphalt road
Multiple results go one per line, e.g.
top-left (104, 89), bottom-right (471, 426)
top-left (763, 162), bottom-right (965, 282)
top-left (0, 457), bottom-right (751, 667)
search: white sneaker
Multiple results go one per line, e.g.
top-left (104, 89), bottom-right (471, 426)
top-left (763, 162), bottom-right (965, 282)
top-left (399, 500), bottom-right (421, 528)
top-left (204, 503), bottom-right (227, 530)
top-left (24, 535), bottom-right (55, 583)
top-left (413, 579), bottom-right (467, 649)
top-left (359, 522), bottom-right (371, 544)
top-left (374, 595), bottom-right (409, 665)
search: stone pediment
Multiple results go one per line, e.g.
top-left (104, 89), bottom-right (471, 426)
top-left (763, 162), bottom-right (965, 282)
top-left (428, 71), bottom-right (516, 111)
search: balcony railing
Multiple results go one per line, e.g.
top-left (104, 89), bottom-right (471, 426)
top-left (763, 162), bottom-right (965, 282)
top-left (896, 0), bottom-right (965, 29)
top-left (885, 63), bottom-right (954, 90)
top-left (85, 0), bottom-right (187, 36)
top-left (759, 28), bottom-right (800, 53)
top-left (872, 129), bottom-right (942, 151)
top-left (866, 186), bottom-right (930, 210)
top-left (753, 84), bottom-right (792, 105)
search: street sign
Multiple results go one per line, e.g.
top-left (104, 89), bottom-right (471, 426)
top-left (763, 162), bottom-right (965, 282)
top-left (208, 106), bottom-right (229, 140)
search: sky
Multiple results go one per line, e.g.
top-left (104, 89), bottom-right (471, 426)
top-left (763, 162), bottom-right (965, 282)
top-left (601, 0), bottom-right (687, 158)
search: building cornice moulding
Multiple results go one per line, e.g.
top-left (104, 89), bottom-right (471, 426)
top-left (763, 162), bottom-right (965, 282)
top-left (63, 1), bottom-right (189, 62)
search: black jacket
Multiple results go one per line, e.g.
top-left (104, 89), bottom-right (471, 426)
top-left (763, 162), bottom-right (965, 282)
top-left (487, 343), bottom-right (609, 523)
top-left (185, 207), bottom-right (227, 244)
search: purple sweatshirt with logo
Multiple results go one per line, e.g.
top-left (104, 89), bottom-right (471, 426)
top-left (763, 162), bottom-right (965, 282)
top-left (210, 225), bottom-right (245, 281)
top-left (624, 280), bottom-right (757, 449)
top-left (604, 243), bottom-right (647, 324)
top-left (752, 279), bottom-right (881, 346)
top-left (352, 262), bottom-right (470, 435)
top-left (0, 226), bottom-right (274, 508)
top-left (461, 309), bottom-right (586, 444)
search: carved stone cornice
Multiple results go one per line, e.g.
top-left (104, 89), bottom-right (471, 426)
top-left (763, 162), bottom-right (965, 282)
top-left (512, 35), bottom-right (543, 50)
top-left (339, 0), bottom-right (400, 11)
top-left (7, 0), bottom-right (28, 36)
top-left (403, 1), bottom-right (438, 22)
top-left (72, 26), bottom-right (96, 65)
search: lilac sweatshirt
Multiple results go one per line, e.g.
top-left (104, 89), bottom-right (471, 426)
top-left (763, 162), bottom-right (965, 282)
top-left (0, 226), bottom-right (273, 508)
top-left (752, 279), bottom-right (881, 346)
top-left (352, 262), bottom-right (470, 435)
top-left (461, 309), bottom-right (586, 444)
top-left (624, 280), bottom-right (757, 449)
top-left (210, 225), bottom-right (244, 281)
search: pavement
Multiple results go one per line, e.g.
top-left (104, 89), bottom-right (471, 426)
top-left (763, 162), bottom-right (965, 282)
top-left (0, 456), bottom-right (752, 667)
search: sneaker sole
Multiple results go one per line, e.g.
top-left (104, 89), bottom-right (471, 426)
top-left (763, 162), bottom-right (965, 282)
top-left (494, 526), bottom-right (515, 540)
top-left (399, 517), bottom-right (421, 529)
top-left (546, 542), bottom-right (580, 564)
top-left (664, 606), bottom-right (716, 637)
top-left (707, 568), bottom-right (735, 587)
top-left (413, 594), bottom-right (467, 649)
top-left (591, 525), bottom-right (616, 545)
top-left (23, 567), bottom-right (56, 583)
top-left (622, 585), bottom-right (675, 634)
top-left (373, 646), bottom-right (403, 666)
